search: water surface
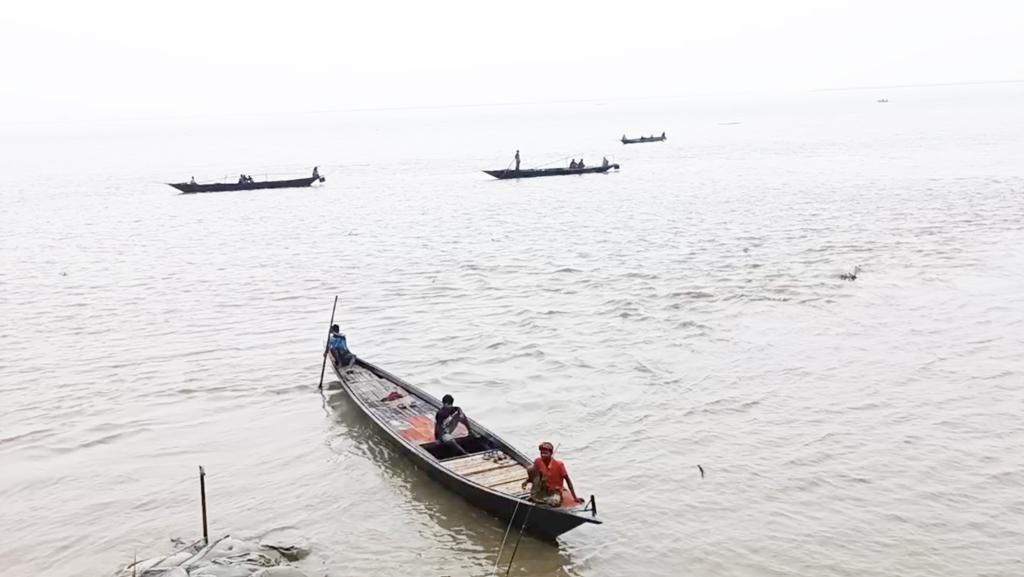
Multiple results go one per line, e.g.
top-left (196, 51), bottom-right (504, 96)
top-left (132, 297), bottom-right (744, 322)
top-left (1, 86), bottom-right (1023, 577)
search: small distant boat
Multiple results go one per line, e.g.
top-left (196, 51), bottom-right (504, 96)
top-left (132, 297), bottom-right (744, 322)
top-left (169, 169), bottom-right (325, 194)
top-left (621, 133), bottom-right (666, 144)
top-left (877, 99), bottom-right (889, 103)
top-left (484, 164), bottom-right (620, 180)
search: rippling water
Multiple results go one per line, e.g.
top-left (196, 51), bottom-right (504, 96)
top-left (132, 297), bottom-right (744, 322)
top-left (2, 86), bottom-right (1024, 577)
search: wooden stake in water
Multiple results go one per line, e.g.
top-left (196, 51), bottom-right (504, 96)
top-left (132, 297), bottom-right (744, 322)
top-left (199, 466), bottom-right (209, 545)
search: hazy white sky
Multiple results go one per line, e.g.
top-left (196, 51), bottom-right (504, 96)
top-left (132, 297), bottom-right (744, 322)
top-left (1, 0), bottom-right (1021, 122)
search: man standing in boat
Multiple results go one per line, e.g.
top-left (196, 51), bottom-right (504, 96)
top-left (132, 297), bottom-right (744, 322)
top-left (435, 394), bottom-right (472, 455)
top-left (522, 442), bottom-right (583, 507)
top-left (514, 150), bottom-right (520, 171)
top-left (327, 324), bottom-right (355, 369)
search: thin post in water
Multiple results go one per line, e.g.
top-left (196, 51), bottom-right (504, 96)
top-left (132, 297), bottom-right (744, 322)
top-left (199, 466), bottom-right (209, 545)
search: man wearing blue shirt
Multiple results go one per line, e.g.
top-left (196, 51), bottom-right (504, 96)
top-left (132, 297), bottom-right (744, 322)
top-left (328, 324), bottom-right (355, 368)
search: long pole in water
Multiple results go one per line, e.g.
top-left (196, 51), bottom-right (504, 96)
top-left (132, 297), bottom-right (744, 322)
top-left (503, 508), bottom-right (532, 577)
top-left (199, 466), bottom-right (209, 545)
top-left (318, 295), bottom-right (339, 391)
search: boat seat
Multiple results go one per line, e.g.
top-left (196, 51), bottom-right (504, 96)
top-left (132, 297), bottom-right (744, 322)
top-left (434, 448), bottom-right (476, 462)
top-left (439, 450), bottom-right (512, 468)
top-left (461, 460), bottom-right (521, 477)
top-left (488, 478), bottom-right (531, 495)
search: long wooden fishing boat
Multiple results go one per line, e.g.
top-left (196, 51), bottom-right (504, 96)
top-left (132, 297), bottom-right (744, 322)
top-left (484, 164), bottom-right (619, 180)
top-left (169, 174), bottom-right (325, 194)
top-left (621, 134), bottom-right (666, 144)
top-left (327, 353), bottom-right (601, 540)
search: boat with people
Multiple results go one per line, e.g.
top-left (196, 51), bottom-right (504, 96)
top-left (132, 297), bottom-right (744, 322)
top-left (324, 347), bottom-right (601, 540)
top-left (484, 152), bottom-right (620, 180)
top-left (484, 165), bottom-right (620, 179)
top-left (169, 167), bottom-right (326, 194)
top-left (621, 132), bottom-right (666, 144)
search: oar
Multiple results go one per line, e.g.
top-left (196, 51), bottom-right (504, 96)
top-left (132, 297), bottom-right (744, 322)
top-left (318, 295), bottom-right (339, 391)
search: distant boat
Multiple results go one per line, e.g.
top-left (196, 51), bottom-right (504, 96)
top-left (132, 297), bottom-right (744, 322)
top-left (621, 133), bottom-right (666, 144)
top-left (484, 164), bottom-right (620, 180)
top-left (877, 99), bottom-right (889, 103)
top-left (169, 170), bottom-right (325, 194)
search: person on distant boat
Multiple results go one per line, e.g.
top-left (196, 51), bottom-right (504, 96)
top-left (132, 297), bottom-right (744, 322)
top-left (190, 176), bottom-right (197, 185)
top-left (570, 159), bottom-right (578, 169)
top-left (514, 150), bottom-right (520, 171)
top-left (327, 324), bottom-right (355, 369)
top-left (239, 174), bottom-right (246, 184)
top-left (622, 134), bottom-right (627, 141)
top-left (313, 166), bottom-right (320, 179)
top-left (602, 157), bottom-right (609, 168)
top-left (661, 131), bottom-right (666, 138)
top-left (578, 159), bottom-right (585, 169)
top-left (435, 394), bottom-right (472, 455)
top-left (521, 442), bottom-right (583, 507)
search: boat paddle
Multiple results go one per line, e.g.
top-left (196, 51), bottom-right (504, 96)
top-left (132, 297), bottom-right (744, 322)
top-left (318, 295), bottom-right (339, 391)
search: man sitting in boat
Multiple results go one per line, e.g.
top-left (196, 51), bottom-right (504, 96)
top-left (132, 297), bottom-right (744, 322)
top-left (327, 324), bottom-right (355, 369)
top-left (577, 159), bottom-right (585, 169)
top-left (313, 166), bottom-right (320, 179)
top-left (190, 176), bottom-right (197, 185)
top-left (521, 442), bottom-right (583, 507)
top-left (602, 157), bottom-right (609, 168)
top-left (434, 394), bottom-right (472, 455)
top-left (569, 159), bottom-right (577, 169)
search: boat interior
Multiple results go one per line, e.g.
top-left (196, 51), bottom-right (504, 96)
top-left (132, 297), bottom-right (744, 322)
top-left (336, 360), bottom-right (582, 508)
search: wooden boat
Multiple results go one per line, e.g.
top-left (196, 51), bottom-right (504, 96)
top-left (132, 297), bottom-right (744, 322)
top-left (484, 164), bottom-right (619, 180)
top-left (169, 174), bottom-right (325, 194)
top-left (621, 134), bottom-right (666, 144)
top-left (328, 354), bottom-right (601, 540)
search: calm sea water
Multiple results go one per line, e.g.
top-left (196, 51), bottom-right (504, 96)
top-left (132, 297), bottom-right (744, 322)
top-left (2, 86), bottom-right (1023, 577)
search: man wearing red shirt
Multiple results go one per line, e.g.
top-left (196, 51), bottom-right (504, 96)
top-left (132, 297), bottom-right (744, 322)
top-left (521, 441), bottom-right (584, 507)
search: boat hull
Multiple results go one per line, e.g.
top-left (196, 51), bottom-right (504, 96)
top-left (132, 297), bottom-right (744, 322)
top-left (329, 356), bottom-right (600, 540)
top-left (621, 136), bottom-right (666, 144)
top-left (169, 176), bottom-right (324, 194)
top-left (484, 164), bottom-right (619, 180)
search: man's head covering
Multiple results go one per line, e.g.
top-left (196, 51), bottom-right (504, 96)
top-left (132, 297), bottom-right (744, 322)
top-left (442, 394), bottom-right (454, 405)
top-left (538, 441), bottom-right (554, 453)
